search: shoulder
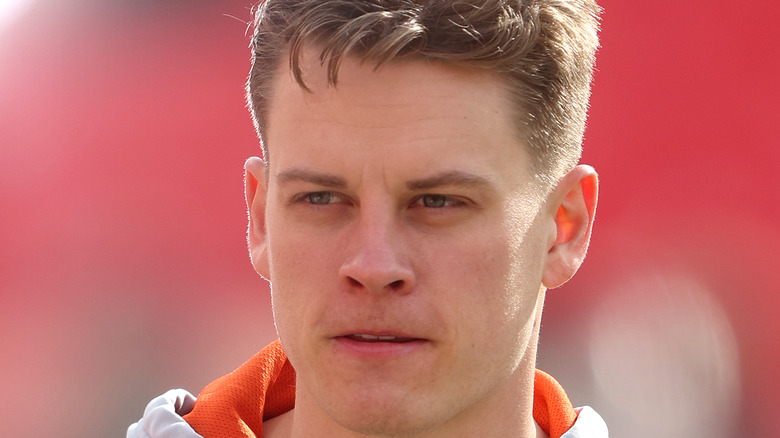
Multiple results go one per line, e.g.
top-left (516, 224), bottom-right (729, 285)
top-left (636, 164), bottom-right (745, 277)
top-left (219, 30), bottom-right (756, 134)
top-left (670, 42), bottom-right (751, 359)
top-left (127, 389), bottom-right (203, 438)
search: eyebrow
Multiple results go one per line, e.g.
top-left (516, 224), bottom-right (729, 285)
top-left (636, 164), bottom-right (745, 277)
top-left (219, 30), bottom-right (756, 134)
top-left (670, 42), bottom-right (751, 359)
top-left (275, 168), bottom-right (493, 191)
top-left (406, 170), bottom-right (493, 191)
top-left (275, 168), bottom-right (348, 189)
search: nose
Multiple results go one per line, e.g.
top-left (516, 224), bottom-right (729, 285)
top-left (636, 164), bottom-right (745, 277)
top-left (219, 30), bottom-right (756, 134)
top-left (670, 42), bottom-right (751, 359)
top-left (338, 208), bottom-right (415, 295)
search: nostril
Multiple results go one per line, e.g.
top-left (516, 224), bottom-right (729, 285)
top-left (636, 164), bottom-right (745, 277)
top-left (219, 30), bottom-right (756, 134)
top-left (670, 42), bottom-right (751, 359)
top-left (389, 280), bottom-right (404, 289)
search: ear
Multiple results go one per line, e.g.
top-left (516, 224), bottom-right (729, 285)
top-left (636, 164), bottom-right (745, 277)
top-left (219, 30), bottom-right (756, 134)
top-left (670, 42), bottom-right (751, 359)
top-left (245, 156), bottom-right (270, 280)
top-left (542, 164), bottom-right (599, 289)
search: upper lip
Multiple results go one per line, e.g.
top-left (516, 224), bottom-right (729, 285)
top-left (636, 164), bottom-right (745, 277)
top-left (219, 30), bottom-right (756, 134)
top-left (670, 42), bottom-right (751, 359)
top-left (346, 333), bottom-right (420, 341)
top-left (333, 330), bottom-right (426, 340)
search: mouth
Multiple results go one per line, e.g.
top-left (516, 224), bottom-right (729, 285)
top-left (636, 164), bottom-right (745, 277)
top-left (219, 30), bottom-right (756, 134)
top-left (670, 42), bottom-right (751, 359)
top-left (344, 334), bottom-right (420, 343)
top-left (333, 333), bottom-right (429, 358)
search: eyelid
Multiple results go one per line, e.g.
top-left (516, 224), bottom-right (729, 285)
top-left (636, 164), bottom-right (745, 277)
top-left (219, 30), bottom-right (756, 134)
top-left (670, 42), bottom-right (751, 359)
top-left (290, 190), bottom-right (346, 205)
top-left (288, 191), bottom-right (472, 208)
top-left (414, 194), bottom-right (469, 208)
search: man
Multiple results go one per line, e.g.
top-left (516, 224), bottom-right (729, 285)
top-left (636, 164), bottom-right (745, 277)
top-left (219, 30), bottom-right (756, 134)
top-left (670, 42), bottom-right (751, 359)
top-left (129, 0), bottom-right (607, 437)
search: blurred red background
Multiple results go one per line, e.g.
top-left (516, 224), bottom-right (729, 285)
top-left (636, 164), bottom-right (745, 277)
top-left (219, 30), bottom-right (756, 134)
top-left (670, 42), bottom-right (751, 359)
top-left (1, 0), bottom-right (778, 436)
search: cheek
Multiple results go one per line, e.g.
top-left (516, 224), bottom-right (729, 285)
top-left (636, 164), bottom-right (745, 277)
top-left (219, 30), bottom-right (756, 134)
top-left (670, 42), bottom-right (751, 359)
top-left (431, 235), bottom-right (541, 382)
top-left (266, 226), bottom-right (340, 336)
top-left (266, 211), bottom-right (342, 282)
top-left (441, 222), bottom-right (544, 338)
top-left (427, 234), bottom-right (515, 324)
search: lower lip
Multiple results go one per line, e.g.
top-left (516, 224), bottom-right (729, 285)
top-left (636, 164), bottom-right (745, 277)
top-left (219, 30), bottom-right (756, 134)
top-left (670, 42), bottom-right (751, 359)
top-left (332, 337), bottom-right (429, 359)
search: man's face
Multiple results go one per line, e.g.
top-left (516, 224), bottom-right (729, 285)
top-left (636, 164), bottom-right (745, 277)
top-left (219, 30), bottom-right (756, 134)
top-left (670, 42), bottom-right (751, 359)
top-left (254, 56), bottom-right (557, 435)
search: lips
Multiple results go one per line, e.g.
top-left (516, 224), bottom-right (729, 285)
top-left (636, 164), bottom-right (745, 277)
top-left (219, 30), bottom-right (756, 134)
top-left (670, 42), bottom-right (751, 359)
top-left (333, 332), bottom-right (429, 359)
top-left (345, 334), bottom-right (419, 343)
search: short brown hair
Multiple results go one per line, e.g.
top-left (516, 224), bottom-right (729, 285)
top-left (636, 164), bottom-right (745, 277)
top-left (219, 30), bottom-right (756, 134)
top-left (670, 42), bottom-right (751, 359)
top-left (247, 0), bottom-right (602, 186)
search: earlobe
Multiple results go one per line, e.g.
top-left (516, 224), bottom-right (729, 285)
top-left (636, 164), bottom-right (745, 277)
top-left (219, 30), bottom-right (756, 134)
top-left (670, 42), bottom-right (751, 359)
top-left (245, 156), bottom-right (271, 280)
top-left (542, 165), bottom-right (599, 289)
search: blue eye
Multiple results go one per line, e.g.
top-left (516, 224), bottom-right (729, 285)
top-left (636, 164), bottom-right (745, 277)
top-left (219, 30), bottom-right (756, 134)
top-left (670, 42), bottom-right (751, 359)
top-left (421, 194), bottom-right (448, 208)
top-left (305, 192), bottom-right (335, 205)
top-left (418, 194), bottom-right (466, 208)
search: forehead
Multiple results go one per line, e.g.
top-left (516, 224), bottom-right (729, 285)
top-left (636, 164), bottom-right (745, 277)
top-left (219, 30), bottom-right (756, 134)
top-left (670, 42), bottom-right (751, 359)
top-left (263, 53), bottom-right (532, 189)
top-left (269, 52), bottom-right (508, 130)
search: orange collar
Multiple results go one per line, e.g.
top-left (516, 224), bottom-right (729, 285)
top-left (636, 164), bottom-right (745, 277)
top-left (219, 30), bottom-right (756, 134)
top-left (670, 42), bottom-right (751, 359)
top-left (184, 340), bottom-right (577, 438)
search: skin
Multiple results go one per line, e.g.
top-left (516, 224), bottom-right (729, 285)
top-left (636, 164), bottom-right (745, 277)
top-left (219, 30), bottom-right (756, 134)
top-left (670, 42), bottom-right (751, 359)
top-left (245, 53), bottom-right (598, 438)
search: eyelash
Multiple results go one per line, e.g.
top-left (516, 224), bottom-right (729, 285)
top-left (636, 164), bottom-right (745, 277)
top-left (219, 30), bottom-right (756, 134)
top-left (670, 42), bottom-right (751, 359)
top-left (292, 191), bottom-right (344, 206)
top-left (413, 194), bottom-right (466, 209)
top-left (291, 192), bottom-right (467, 209)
